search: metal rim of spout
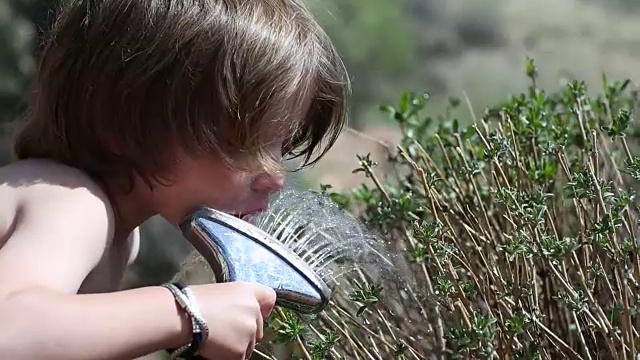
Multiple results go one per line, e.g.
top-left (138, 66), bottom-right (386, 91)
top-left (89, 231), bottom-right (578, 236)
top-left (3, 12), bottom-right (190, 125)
top-left (178, 206), bottom-right (332, 313)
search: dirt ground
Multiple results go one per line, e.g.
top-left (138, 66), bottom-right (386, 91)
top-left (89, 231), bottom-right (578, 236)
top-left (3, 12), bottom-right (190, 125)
top-left (298, 123), bottom-right (402, 191)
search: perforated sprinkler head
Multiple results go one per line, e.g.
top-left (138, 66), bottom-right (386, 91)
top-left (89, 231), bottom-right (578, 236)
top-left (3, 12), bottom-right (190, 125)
top-left (179, 207), bottom-right (332, 314)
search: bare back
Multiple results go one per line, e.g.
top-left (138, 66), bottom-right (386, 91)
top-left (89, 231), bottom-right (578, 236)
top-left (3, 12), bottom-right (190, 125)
top-left (0, 159), bottom-right (139, 296)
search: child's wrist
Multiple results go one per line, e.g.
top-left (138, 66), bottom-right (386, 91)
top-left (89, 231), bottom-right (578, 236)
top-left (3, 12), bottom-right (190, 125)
top-left (162, 282), bottom-right (209, 358)
top-left (160, 285), bottom-right (196, 350)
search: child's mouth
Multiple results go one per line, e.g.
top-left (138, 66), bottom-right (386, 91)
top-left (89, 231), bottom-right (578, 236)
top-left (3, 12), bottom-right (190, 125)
top-left (232, 212), bottom-right (254, 221)
top-left (232, 208), bottom-right (266, 221)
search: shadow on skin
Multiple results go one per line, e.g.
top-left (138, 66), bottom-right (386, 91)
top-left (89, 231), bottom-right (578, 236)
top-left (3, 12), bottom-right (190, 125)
top-left (0, 158), bottom-right (99, 189)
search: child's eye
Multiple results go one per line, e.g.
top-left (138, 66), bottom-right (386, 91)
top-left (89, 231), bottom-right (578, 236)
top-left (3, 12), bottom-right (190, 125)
top-left (281, 141), bottom-right (294, 157)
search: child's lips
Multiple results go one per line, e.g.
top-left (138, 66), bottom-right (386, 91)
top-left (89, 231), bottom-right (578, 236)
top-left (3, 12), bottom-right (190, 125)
top-left (233, 206), bottom-right (267, 219)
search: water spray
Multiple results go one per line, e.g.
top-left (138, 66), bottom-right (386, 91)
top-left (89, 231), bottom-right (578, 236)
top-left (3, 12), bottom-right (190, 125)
top-left (171, 187), bottom-right (401, 359)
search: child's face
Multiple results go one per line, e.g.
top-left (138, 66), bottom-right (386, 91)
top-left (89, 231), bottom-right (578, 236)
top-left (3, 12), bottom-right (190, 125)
top-left (154, 140), bottom-right (286, 225)
top-left (150, 91), bottom-right (313, 225)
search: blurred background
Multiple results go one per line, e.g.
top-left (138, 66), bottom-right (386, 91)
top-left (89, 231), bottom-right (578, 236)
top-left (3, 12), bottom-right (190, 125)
top-left (2, 0), bottom-right (640, 313)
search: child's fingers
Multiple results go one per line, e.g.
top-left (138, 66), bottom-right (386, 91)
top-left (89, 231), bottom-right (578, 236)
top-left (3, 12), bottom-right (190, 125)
top-left (253, 284), bottom-right (277, 319)
top-left (256, 305), bottom-right (264, 342)
top-left (244, 337), bottom-right (256, 360)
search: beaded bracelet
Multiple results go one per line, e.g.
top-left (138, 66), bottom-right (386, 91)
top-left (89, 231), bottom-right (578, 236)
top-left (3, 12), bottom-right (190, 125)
top-left (163, 282), bottom-right (209, 359)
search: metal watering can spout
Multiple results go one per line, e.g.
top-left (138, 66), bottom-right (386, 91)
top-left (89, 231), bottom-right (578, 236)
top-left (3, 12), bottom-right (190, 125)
top-left (179, 206), bottom-right (332, 315)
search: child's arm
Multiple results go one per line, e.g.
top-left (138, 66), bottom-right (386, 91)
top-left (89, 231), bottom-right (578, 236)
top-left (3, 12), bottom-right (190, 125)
top-left (0, 285), bottom-right (193, 359)
top-left (0, 166), bottom-right (275, 359)
top-left (0, 170), bottom-right (187, 359)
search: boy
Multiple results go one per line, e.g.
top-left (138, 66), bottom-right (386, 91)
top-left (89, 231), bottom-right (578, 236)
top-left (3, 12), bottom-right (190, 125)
top-left (0, 0), bottom-right (349, 358)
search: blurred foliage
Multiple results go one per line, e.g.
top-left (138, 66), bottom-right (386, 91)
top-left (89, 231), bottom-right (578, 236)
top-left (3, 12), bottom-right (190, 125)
top-left (585, 0), bottom-right (640, 12)
top-left (307, 0), bottom-right (416, 129)
top-left (308, 0), bottom-right (504, 129)
top-left (0, 0), bottom-right (55, 134)
top-left (0, 0), bottom-right (35, 125)
top-left (0, 0), bottom-right (506, 132)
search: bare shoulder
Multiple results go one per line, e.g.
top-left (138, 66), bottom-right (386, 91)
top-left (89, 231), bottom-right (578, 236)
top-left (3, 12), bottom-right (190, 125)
top-left (0, 158), bottom-right (110, 198)
top-left (0, 159), bottom-right (116, 295)
top-left (0, 159), bottom-right (114, 235)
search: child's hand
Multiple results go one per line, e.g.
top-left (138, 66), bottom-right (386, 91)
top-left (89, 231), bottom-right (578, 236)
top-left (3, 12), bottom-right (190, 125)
top-left (189, 282), bottom-right (277, 359)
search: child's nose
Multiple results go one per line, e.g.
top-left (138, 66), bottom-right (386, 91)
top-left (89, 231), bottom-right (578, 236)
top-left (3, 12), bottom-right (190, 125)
top-left (251, 172), bottom-right (285, 194)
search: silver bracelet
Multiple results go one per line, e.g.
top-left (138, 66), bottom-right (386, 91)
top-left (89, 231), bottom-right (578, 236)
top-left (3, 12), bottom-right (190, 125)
top-left (182, 287), bottom-right (209, 337)
top-left (162, 283), bottom-right (209, 358)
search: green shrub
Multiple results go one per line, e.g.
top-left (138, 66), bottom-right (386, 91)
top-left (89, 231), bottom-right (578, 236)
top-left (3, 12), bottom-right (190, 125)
top-left (257, 59), bottom-right (640, 359)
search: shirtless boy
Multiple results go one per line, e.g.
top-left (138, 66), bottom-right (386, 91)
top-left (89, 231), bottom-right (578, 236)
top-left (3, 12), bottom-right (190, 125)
top-left (0, 0), bottom-right (349, 358)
